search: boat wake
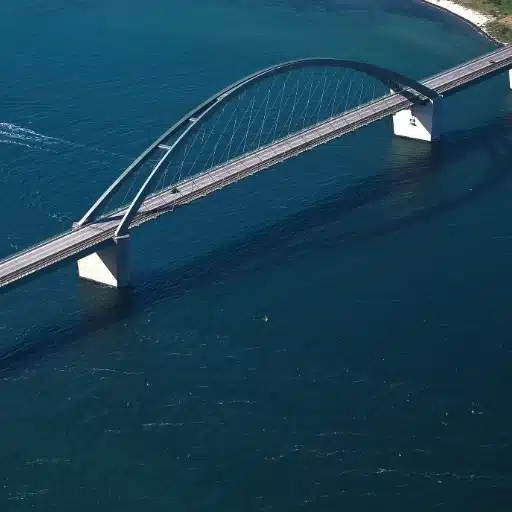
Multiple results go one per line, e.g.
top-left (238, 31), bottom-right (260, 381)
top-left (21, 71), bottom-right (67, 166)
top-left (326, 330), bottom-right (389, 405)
top-left (0, 122), bottom-right (61, 148)
top-left (0, 122), bottom-right (130, 160)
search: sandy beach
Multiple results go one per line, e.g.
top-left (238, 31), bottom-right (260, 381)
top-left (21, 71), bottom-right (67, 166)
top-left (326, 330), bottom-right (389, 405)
top-left (423, 0), bottom-right (502, 44)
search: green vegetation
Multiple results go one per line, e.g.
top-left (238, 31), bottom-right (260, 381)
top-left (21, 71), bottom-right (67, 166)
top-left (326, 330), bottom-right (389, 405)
top-left (458, 0), bottom-right (512, 42)
top-left (487, 19), bottom-right (512, 41)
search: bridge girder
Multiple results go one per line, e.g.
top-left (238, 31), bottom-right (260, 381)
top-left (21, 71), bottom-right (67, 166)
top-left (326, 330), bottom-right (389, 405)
top-left (76, 58), bottom-right (439, 236)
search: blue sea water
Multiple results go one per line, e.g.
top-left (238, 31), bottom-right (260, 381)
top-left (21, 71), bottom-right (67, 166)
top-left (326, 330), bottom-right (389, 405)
top-left (0, 0), bottom-right (511, 509)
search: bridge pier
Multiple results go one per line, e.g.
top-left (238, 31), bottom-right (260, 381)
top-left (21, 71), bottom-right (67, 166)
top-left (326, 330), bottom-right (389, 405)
top-left (509, 70), bottom-right (512, 89)
top-left (392, 98), bottom-right (442, 142)
top-left (77, 235), bottom-right (130, 288)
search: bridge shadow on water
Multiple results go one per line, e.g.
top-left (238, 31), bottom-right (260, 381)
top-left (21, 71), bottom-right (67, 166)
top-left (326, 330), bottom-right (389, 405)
top-left (1, 114), bottom-right (512, 375)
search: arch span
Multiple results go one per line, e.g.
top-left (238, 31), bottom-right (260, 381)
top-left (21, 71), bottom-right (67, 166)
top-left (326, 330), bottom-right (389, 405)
top-left (76, 58), bottom-right (439, 236)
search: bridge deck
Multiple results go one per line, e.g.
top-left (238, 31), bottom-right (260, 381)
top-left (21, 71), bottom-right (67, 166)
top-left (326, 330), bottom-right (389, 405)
top-left (1, 45), bottom-right (511, 289)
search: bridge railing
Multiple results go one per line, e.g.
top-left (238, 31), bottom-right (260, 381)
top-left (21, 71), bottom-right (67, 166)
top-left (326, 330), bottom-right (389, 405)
top-left (421, 44), bottom-right (510, 87)
top-left (0, 229), bottom-right (74, 267)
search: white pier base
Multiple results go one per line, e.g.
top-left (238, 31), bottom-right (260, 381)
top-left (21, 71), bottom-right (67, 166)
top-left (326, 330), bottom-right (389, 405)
top-left (392, 99), bottom-right (442, 142)
top-left (509, 70), bottom-right (512, 89)
top-left (77, 235), bottom-right (130, 288)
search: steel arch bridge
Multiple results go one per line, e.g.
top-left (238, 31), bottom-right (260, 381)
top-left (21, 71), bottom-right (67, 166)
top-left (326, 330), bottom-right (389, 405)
top-left (1, 45), bottom-right (511, 290)
top-left (76, 58), bottom-right (439, 237)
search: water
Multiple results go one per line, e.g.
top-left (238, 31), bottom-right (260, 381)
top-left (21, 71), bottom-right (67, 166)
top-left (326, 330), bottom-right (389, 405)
top-left (1, 0), bottom-right (511, 509)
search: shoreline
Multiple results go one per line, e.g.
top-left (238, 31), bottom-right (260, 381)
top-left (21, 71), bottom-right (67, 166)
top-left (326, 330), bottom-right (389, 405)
top-left (421, 0), bottom-right (505, 46)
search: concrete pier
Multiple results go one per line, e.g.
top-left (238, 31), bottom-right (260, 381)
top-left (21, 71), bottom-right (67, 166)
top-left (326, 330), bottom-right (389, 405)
top-left (77, 235), bottom-right (130, 287)
top-left (509, 69), bottom-right (512, 89)
top-left (392, 98), bottom-right (442, 142)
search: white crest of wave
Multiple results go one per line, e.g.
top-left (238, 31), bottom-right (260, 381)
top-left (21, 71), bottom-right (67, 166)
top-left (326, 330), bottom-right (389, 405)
top-left (0, 122), bottom-right (131, 159)
top-left (0, 138), bottom-right (34, 148)
top-left (0, 122), bottom-right (61, 144)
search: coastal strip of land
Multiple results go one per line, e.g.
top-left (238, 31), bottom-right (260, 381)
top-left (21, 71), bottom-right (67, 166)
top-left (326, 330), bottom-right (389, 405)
top-left (422, 0), bottom-right (512, 43)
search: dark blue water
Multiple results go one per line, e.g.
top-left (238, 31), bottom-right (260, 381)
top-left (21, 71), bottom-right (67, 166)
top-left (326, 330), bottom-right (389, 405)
top-left (1, 0), bottom-right (511, 509)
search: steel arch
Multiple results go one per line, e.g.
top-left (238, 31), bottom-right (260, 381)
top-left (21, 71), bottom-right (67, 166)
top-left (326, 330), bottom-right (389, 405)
top-left (76, 58), bottom-right (439, 236)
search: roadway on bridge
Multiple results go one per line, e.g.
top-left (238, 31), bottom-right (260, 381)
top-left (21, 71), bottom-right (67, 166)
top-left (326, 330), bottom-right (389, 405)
top-left (1, 45), bottom-right (511, 289)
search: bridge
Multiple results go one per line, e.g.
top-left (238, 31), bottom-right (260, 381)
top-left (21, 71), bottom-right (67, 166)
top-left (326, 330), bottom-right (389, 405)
top-left (1, 46), bottom-right (512, 290)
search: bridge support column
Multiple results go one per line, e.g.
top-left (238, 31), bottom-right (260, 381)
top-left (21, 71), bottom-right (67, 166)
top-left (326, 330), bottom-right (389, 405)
top-left (509, 70), bottom-right (512, 89)
top-left (392, 98), bottom-right (442, 142)
top-left (77, 235), bottom-right (130, 288)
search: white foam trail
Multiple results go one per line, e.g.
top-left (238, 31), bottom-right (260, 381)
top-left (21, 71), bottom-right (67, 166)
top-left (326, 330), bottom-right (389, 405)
top-left (0, 122), bottom-right (131, 160)
top-left (0, 138), bottom-right (35, 149)
top-left (0, 122), bottom-right (60, 145)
